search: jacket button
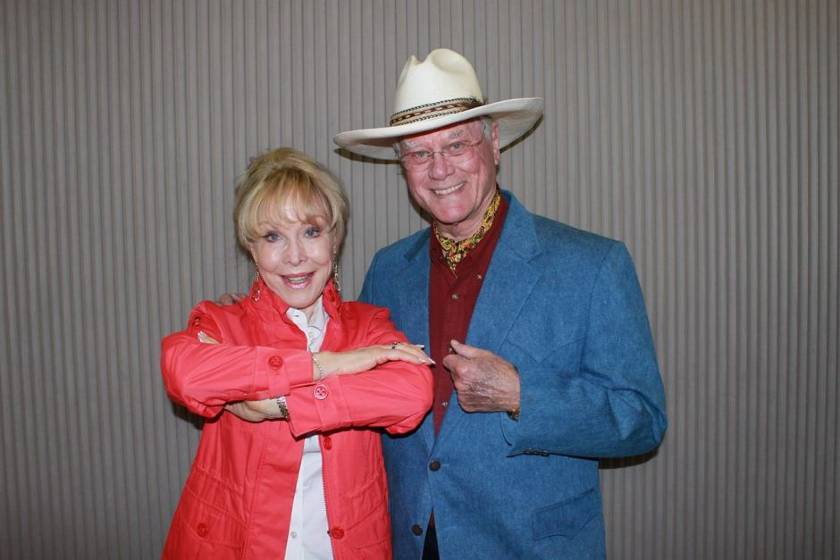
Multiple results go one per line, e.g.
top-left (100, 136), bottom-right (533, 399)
top-left (330, 526), bottom-right (344, 539)
top-left (322, 436), bottom-right (332, 450)
top-left (429, 460), bottom-right (441, 471)
top-left (192, 317), bottom-right (201, 327)
top-left (268, 355), bottom-right (283, 369)
top-left (411, 524), bottom-right (423, 536)
top-left (314, 385), bottom-right (328, 400)
top-left (196, 522), bottom-right (208, 537)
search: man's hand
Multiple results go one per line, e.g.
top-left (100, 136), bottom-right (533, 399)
top-left (216, 292), bottom-right (246, 306)
top-left (443, 340), bottom-right (520, 413)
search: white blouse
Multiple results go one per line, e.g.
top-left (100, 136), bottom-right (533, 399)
top-left (284, 297), bottom-right (333, 560)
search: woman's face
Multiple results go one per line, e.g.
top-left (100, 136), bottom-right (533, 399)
top-left (249, 207), bottom-right (334, 319)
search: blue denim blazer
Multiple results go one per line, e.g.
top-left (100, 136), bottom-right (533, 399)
top-left (359, 191), bottom-right (667, 559)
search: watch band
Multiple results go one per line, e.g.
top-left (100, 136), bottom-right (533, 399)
top-left (275, 396), bottom-right (289, 419)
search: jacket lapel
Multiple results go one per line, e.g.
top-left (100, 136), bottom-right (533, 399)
top-left (436, 193), bottom-right (543, 441)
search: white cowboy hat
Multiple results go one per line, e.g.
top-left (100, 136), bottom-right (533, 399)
top-left (333, 48), bottom-right (544, 161)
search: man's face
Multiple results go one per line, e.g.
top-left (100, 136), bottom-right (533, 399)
top-left (398, 119), bottom-right (500, 240)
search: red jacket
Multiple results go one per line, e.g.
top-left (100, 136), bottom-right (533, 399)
top-left (160, 279), bottom-right (433, 559)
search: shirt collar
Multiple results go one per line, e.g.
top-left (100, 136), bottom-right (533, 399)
top-left (285, 296), bottom-right (328, 333)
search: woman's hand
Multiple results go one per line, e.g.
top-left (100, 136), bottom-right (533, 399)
top-left (313, 343), bottom-right (434, 379)
top-left (225, 398), bottom-right (284, 422)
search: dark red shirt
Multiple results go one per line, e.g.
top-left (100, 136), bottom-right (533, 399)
top-left (428, 194), bottom-right (509, 433)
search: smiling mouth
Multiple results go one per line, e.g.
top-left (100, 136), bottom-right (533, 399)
top-left (282, 273), bottom-right (314, 288)
top-left (433, 182), bottom-right (464, 196)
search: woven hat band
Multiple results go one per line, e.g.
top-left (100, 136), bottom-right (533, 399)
top-left (389, 97), bottom-right (484, 127)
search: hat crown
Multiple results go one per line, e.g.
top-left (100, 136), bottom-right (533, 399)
top-left (333, 48), bottom-right (543, 161)
top-left (392, 49), bottom-right (484, 117)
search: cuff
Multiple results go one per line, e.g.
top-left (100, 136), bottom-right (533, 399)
top-left (500, 409), bottom-right (519, 447)
top-left (251, 347), bottom-right (314, 397)
top-left (285, 376), bottom-right (351, 436)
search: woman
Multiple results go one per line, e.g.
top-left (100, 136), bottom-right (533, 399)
top-left (161, 147), bottom-right (434, 559)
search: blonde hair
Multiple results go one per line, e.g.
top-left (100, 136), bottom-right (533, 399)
top-left (233, 148), bottom-right (348, 254)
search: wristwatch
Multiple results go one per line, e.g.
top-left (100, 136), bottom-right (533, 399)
top-left (275, 396), bottom-right (289, 419)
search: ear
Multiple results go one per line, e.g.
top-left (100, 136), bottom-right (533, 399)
top-left (329, 230), bottom-right (340, 258)
top-left (491, 121), bottom-right (501, 165)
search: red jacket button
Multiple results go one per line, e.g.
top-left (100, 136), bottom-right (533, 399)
top-left (268, 355), bottom-right (283, 369)
top-left (196, 522), bottom-right (208, 537)
top-left (330, 527), bottom-right (344, 539)
top-left (322, 436), bottom-right (332, 450)
top-left (314, 385), bottom-right (328, 400)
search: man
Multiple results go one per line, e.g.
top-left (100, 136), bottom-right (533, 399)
top-left (334, 49), bottom-right (667, 559)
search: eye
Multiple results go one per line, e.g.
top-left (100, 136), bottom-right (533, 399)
top-left (304, 226), bottom-right (322, 238)
top-left (262, 231), bottom-right (281, 242)
top-left (407, 150), bottom-right (432, 162)
top-left (447, 141), bottom-right (466, 153)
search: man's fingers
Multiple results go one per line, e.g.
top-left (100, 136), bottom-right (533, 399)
top-left (442, 353), bottom-right (468, 376)
top-left (449, 339), bottom-right (484, 358)
top-left (216, 292), bottom-right (247, 306)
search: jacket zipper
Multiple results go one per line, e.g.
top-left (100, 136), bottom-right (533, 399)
top-left (312, 317), bottom-right (338, 559)
top-left (321, 438), bottom-right (337, 558)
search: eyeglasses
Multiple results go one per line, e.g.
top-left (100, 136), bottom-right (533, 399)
top-left (398, 137), bottom-right (485, 168)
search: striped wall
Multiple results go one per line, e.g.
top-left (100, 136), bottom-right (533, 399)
top-left (1, 1), bottom-right (837, 558)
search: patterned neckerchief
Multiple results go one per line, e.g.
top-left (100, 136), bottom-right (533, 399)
top-left (433, 190), bottom-right (502, 273)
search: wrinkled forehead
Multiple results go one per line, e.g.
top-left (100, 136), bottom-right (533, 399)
top-left (399, 118), bottom-right (484, 148)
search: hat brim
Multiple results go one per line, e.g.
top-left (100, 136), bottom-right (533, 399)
top-left (333, 97), bottom-right (544, 161)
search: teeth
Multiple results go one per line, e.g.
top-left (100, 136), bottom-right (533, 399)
top-left (285, 274), bottom-right (311, 285)
top-left (434, 183), bottom-right (463, 196)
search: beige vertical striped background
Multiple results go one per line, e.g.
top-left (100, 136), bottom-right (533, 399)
top-left (1, 1), bottom-right (837, 558)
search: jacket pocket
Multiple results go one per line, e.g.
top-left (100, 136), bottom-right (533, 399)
top-left (165, 468), bottom-right (247, 558)
top-left (504, 333), bottom-right (585, 371)
top-left (343, 469), bottom-right (391, 551)
top-left (531, 488), bottom-right (600, 541)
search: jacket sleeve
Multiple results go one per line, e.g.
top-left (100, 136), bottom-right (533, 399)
top-left (502, 243), bottom-right (668, 458)
top-left (160, 305), bottom-right (314, 418)
top-left (285, 307), bottom-right (433, 437)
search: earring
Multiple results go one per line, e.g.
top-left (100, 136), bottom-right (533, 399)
top-left (332, 257), bottom-right (342, 293)
top-left (252, 267), bottom-right (262, 302)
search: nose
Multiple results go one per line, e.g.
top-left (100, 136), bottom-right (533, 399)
top-left (284, 239), bottom-right (306, 265)
top-left (428, 152), bottom-right (454, 180)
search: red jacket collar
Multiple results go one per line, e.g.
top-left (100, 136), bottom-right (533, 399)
top-left (245, 276), bottom-right (343, 322)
